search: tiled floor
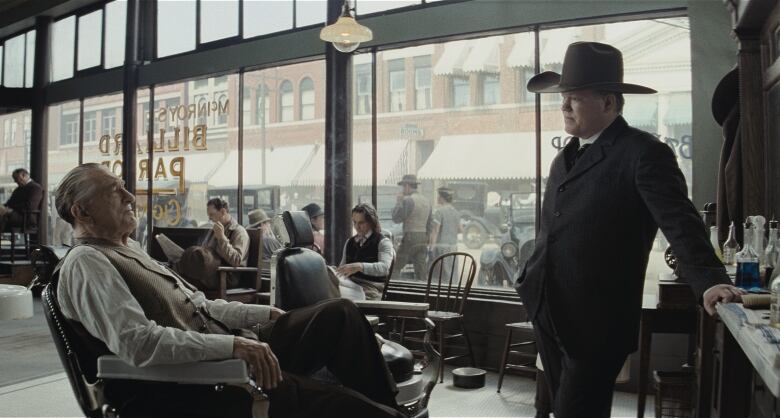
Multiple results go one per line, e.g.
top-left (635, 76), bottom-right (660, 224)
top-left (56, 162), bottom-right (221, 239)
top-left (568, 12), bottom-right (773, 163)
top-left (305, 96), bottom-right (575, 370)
top-left (0, 369), bottom-right (655, 417)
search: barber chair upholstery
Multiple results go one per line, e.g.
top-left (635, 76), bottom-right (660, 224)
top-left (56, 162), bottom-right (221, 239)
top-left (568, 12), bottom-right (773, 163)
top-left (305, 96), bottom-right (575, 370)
top-left (271, 211), bottom-right (439, 417)
top-left (41, 274), bottom-right (268, 418)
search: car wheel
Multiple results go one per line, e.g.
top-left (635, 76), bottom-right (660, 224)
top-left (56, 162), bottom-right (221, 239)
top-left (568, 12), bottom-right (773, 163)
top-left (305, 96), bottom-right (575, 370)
top-left (464, 223), bottom-right (485, 249)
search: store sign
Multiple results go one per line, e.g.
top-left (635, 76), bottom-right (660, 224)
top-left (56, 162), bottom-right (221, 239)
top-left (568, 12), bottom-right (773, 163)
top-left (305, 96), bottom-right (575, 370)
top-left (99, 99), bottom-right (229, 193)
top-left (99, 99), bottom-right (229, 225)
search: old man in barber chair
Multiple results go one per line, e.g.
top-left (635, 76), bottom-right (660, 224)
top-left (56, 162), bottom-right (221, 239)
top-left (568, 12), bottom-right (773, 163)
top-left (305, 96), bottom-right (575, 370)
top-left (54, 163), bottom-right (406, 418)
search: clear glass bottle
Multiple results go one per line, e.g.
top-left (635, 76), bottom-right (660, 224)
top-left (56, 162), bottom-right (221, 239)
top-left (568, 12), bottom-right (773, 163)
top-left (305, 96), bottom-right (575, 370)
top-left (765, 220), bottom-right (780, 282)
top-left (753, 216), bottom-right (767, 266)
top-left (735, 221), bottom-right (761, 290)
top-left (710, 226), bottom-right (723, 263)
top-left (769, 267), bottom-right (780, 328)
top-left (722, 221), bottom-right (740, 266)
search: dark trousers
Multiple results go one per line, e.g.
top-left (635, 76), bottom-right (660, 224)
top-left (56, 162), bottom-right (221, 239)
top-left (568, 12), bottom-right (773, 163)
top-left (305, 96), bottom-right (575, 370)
top-left (0, 211), bottom-right (23, 233)
top-left (106, 299), bottom-right (403, 418)
top-left (267, 299), bottom-right (401, 415)
top-left (535, 369), bottom-right (552, 416)
top-left (533, 300), bottom-right (627, 418)
top-left (395, 232), bottom-right (428, 281)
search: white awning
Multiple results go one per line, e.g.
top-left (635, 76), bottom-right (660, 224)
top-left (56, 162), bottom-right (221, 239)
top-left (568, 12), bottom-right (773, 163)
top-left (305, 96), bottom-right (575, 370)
top-left (417, 132), bottom-right (561, 180)
top-left (433, 40), bottom-right (470, 75)
top-left (506, 29), bottom-right (578, 69)
top-left (293, 140), bottom-right (409, 187)
top-left (381, 45), bottom-right (435, 61)
top-left (462, 37), bottom-right (502, 73)
top-left (184, 152), bottom-right (227, 183)
top-left (353, 140), bottom-right (410, 186)
top-left (208, 145), bottom-right (316, 188)
top-left (506, 32), bottom-right (534, 68)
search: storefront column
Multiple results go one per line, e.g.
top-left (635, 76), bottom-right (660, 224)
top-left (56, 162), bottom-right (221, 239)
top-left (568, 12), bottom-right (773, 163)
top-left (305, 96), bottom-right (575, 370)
top-left (121, 0), bottom-right (142, 196)
top-left (323, 0), bottom-right (353, 264)
top-left (30, 16), bottom-right (51, 243)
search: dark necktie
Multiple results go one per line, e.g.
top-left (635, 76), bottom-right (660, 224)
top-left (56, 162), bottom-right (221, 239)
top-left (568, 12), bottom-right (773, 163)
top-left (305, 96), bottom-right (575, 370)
top-left (574, 144), bottom-right (591, 164)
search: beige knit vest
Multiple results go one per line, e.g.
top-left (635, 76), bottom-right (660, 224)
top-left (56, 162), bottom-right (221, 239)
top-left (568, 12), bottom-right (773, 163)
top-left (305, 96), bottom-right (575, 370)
top-left (404, 192), bottom-right (431, 233)
top-left (77, 239), bottom-right (230, 335)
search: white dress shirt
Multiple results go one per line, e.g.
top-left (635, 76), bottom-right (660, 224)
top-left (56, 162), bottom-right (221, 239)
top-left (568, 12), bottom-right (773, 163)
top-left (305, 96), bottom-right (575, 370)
top-left (339, 231), bottom-right (395, 277)
top-left (58, 240), bottom-right (272, 367)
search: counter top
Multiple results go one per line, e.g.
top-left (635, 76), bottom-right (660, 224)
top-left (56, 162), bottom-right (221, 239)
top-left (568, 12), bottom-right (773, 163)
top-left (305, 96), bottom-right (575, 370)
top-left (717, 303), bottom-right (780, 397)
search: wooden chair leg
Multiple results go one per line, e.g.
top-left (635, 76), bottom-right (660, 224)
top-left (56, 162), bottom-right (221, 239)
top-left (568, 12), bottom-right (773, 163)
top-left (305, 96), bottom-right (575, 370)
top-left (438, 322), bottom-right (445, 383)
top-left (497, 327), bottom-right (513, 393)
top-left (459, 317), bottom-right (476, 367)
top-left (10, 231), bottom-right (15, 263)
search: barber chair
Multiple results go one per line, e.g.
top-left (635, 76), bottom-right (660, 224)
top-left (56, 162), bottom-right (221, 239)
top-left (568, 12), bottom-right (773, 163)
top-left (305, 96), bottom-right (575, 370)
top-left (41, 272), bottom-right (268, 418)
top-left (270, 211), bottom-right (439, 418)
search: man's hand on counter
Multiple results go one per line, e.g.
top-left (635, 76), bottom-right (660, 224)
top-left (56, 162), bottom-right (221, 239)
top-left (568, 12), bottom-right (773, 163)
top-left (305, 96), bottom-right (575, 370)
top-left (703, 284), bottom-right (746, 315)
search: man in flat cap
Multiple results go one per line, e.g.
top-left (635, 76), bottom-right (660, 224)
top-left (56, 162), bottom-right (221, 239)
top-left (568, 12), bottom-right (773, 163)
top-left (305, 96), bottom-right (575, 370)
top-left (428, 187), bottom-right (461, 279)
top-left (301, 202), bottom-right (325, 251)
top-left (516, 41), bottom-right (742, 417)
top-left (391, 174), bottom-right (431, 281)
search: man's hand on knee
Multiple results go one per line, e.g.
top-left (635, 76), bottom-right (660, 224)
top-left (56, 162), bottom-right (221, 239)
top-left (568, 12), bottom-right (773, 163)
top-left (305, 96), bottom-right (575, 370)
top-left (233, 336), bottom-right (283, 390)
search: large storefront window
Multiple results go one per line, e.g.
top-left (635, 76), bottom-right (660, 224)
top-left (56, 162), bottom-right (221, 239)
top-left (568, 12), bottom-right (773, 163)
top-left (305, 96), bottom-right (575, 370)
top-left (47, 101), bottom-right (81, 245)
top-left (241, 61), bottom-right (325, 231)
top-left (356, 19), bottom-right (693, 290)
top-left (144, 75), bottom-right (239, 231)
top-left (0, 110), bottom-right (32, 202)
top-left (538, 18), bottom-right (693, 287)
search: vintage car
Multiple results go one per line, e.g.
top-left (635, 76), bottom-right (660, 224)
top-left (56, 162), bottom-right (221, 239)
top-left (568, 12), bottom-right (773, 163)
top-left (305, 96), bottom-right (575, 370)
top-left (477, 193), bottom-right (536, 287)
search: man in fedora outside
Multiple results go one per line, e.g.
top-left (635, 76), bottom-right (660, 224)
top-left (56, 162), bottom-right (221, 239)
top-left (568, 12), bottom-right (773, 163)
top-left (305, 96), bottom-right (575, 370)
top-left (516, 41), bottom-right (743, 417)
top-left (247, 208), bottom-right (283, 264)
top-left (391, 174), bottom-right (431, 281)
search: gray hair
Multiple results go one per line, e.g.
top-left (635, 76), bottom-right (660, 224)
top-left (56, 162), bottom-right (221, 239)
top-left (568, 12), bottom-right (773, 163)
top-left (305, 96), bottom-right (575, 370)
top-left (55, 163), bottom-right (109, 225)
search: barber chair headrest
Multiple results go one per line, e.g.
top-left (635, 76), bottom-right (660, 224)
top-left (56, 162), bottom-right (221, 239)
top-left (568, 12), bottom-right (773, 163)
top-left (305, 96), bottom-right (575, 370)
top-left (282, 211), bottom-right (314, 248)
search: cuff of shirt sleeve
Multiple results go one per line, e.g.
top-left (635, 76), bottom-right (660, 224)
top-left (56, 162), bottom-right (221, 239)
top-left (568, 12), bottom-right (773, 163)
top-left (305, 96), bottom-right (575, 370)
top-left (203, 334), bottom-right (235, 360)
top-left (675, 263), bottom-right (732, 300)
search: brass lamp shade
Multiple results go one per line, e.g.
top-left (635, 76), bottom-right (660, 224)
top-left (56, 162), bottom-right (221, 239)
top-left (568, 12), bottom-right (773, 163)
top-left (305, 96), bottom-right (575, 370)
top-left (319, 15), bottom-right (373, 53)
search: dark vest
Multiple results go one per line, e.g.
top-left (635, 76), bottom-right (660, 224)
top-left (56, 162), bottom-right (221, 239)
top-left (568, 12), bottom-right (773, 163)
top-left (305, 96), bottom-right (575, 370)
top-left (345, 232), bottom-right (383, 282)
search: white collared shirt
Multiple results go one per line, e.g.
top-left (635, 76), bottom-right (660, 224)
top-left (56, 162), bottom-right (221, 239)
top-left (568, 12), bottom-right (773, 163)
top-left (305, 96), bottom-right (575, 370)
top-left (579, 130), bottom-right (603, 148)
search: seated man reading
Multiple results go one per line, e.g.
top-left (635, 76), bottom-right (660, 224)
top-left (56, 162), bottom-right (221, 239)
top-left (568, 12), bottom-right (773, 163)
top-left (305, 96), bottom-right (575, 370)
top-left (337, 203), bottom-right (394, 300)
top-left (55, 163), bottom-right (405, 418)
top-left (156, 197), bottom-right (249, 290)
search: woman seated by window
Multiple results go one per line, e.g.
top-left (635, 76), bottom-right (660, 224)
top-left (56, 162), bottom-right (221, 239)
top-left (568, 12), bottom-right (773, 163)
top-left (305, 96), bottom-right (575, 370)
top-left (336, 203), bottom-right (394, 300)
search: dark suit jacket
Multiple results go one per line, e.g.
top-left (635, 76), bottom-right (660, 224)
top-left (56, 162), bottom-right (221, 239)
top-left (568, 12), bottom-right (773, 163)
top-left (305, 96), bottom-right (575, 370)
top-left (516, 116), bottom-right (730, 357)
top-left (5, 180), bottom-right (43, 222)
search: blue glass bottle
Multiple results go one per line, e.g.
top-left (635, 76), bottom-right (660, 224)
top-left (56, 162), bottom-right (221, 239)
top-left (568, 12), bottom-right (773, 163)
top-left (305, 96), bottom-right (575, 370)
top-left (736, 222), bottom-right (761, 290)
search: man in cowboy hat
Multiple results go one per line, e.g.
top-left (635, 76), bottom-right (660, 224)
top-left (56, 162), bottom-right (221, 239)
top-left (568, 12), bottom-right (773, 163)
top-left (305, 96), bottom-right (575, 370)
top-left (302, 202), bottom-right (326, 251)
top-left (516, 41), bottom-right (742, 417)
top-left (247, 208), bottom-right (283, 264)
top-left (391, 174), bottom-right (431, 281)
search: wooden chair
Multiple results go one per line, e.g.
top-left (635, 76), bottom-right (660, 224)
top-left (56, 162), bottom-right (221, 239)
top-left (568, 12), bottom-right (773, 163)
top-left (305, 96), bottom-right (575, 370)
top-left (401, 251), bottom-right (477, 383)
top-left (150, 226), bottom-right (264, 303)
top-left (496, 321), bottom-right (538, 393)
top-left (206, 228), bottom-right (263, 303)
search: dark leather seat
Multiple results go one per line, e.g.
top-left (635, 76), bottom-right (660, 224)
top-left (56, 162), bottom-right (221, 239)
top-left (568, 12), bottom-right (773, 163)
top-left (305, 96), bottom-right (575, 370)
top-left (271, 211), bottom-right (437, 416)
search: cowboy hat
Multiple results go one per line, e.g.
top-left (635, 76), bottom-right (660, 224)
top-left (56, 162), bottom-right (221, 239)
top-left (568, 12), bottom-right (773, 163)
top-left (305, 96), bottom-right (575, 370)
top-left (247, 208), bottom-right (271, 229)
top-left (527, 41), bottom-right (656, 94)
top-left (711, 66), bottom-right (739, 127)
top-left (397, 174), bottom-right (420, 186)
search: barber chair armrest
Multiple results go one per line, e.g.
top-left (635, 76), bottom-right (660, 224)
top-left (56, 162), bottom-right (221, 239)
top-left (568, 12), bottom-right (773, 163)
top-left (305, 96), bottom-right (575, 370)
top-left (96, 355), bottom-right (250, 385)
top-left (354, 300), bottom-right (429, 318)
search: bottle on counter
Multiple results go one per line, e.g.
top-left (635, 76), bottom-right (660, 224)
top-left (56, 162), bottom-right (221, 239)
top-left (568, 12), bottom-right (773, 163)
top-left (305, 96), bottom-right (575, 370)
top-left (769, 267), bottom-right (780, 328)
top-left (735, 221), bottom-right (761, 290)
top-left (753, 215), bottom-right (767, 266)
top-left (766, 220), bottom-right (780, 282)
top-left (710, 226), bottom-right (723, 262)
top-left (722, 221), bottom-right (740, 266)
